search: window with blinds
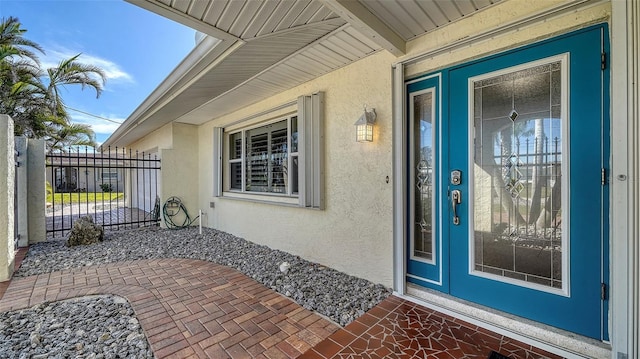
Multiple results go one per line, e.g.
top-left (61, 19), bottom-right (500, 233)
top-left (227, 117), bottom-right (297, 196)
top-left (215, 92), bottom-right (323, 208)
top-left (229, 132), bottom-right (242, 190)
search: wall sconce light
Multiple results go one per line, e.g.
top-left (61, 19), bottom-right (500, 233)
top-left (354, 107), bottom-right (376, 142)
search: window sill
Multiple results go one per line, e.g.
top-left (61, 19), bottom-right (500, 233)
top-left (221, 191), bottom-right (300, 207)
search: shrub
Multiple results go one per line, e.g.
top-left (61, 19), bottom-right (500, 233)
top-left (100, 183), bottom-right (113, 192)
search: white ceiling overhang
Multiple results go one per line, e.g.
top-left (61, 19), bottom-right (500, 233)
top-left (105, 0), bottom-right (499, 147)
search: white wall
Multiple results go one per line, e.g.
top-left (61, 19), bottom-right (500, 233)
top-left (128, 122), bottom-right (199, 226)
top-left (0, 115), bottom-right (15, 281)
top-left (26, 139), bottom-right (45, 244)
top-left (125, 0), bottom-right (613, 290)
top-left (198, 52), bottom-right (396, 287)
top-left (128, 122), bottom-right (173, 153)
top-left (161, 123), bottom-right (199, 220)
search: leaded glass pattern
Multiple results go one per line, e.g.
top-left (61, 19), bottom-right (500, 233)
top-left (472, 60), bottom-right (564, 289)
top-left (413, 92), bottom-right (434, 261)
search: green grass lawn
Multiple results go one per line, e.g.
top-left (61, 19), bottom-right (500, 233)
top-left (46, 192), bottom-right (124, 204)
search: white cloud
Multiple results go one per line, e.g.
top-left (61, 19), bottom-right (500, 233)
top-left (88, 122), bottom-right (122, 134)
top-left (70, 112), bottom-right (123, 135)
top-left (41, 46), bottom-right (134, 84)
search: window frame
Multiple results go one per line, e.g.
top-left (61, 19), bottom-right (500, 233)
top-left (214, 92), bottom-right (324, 209)
top-left (96, 169), bottom-right (119, 181)
top-left (225, 114), bottom-right (299, 198)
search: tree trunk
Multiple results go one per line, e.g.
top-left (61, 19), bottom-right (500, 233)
top-left (536, 165), bottom-right (562, 228)
top-left (499, 128), bottom-right (526, 226)
top-left (528, 119), bottom-right (545, 223)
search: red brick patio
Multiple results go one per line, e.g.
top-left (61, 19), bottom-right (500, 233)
top-left (0, 259), bottom-right (338, 358)
top-left (0, 258), bottom-right (562, 358)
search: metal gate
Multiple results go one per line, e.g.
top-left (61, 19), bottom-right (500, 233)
top-left (14, 148), bottom-right (19, 249)
top-left (45, 147), bottom-right (161, 238)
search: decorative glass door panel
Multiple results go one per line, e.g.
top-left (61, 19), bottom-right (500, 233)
top-left (406, 74), bottom-right (445, 288)
top-left (471, 57), bottom-right (567, 293)
top-left (414, 90), bottom-right (435, 262)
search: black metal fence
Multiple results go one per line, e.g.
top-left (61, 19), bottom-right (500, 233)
top-left (489, 136), bottom-right (562, 240)
top-left (45, 147), bottom-right (161, 238)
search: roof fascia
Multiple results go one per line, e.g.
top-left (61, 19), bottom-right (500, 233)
top-left (103, 36), bottom-right (243, 147)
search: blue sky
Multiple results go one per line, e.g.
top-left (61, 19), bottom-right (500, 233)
top-left (0, 0), bottom-right (196, 145)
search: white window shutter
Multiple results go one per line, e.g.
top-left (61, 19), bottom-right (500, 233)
top-left (297, 92), bottom-right (325, 209)
top-left (213, 127), bottom-right (223, 197)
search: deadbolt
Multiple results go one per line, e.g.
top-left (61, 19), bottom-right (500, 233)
top-left (451, 170), bottom-right (462, 185)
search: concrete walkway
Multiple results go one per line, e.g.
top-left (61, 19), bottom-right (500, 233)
top-left (0, 257), bottom-right (563, 359)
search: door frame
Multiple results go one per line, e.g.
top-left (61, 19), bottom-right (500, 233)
top-left (392, 22), bottom-right (618, 357)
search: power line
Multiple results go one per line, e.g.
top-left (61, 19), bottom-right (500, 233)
top-left (66, 106), bottom-right (123, 124)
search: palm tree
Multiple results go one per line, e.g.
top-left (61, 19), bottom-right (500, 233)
top-left (1, 16), bottom-right (49, 137)
top-left (0, 63), bottom-right (47, 134)
top-left (40, 53), bottom-right (106, 151)
top-left (0, 17), bottom-right (107, 151)
top-left (0, 16), bottom-right (43, 64)
top-left (46, 123), bottom-right (97, 153)
top-left (44, 54), bottom-right (106, 120)
top-left (0, 16), bottom-right (46, 133)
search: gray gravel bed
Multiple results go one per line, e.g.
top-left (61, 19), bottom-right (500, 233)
top-left (0, 295), bottom-right (152, 359)
top-left (16, 227), bottom-right (392, 326)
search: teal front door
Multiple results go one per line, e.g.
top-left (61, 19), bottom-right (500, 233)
top-left (406, 25), bottom-right (609, 340)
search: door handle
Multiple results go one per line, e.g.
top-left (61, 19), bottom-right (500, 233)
top-left (451, 190), bottom-right (462, 225)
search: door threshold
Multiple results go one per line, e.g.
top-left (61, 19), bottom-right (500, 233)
top-left (403, 284), bottom-right (610, 359)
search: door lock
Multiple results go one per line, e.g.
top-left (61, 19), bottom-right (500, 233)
top-left (451, 170), bottom-right (462, 185)
top-left (451, 189), bottom-right (462, 225)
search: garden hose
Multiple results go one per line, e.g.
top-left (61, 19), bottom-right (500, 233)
top-left (162, 196), bottom-right (199, 229)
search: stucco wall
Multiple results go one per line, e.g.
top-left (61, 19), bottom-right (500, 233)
top-left (128, 122), bottom-right (173, 154)
top-left (26, 139), bottom-right (45, 244)
top-left (127, 122), bottom-right (200, 226)
top-left (198, 51), bottom-right (396, 287)
top-left (160, 123), bottom-right (199, 221)
top-left (190, 0), bottom-right (610, 288)
top-left (0, 115), bottom-right (15, 282)
top-left (128, 122), bottom-right (199, 227)
top-left (124, 0), bottom-right (611, 288)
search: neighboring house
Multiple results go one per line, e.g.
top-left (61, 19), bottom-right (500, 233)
top-left (46, 152), bottom-right (159, 213)
top-left (104, 1), bottom-right (639, 358)
top-left (46, 153), bottom-right (126, 193)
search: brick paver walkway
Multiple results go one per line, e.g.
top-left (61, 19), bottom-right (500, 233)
top-left (0, 259), bottom-right (339, 358)
top-left (0, 257), bottom-right (564, 358)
